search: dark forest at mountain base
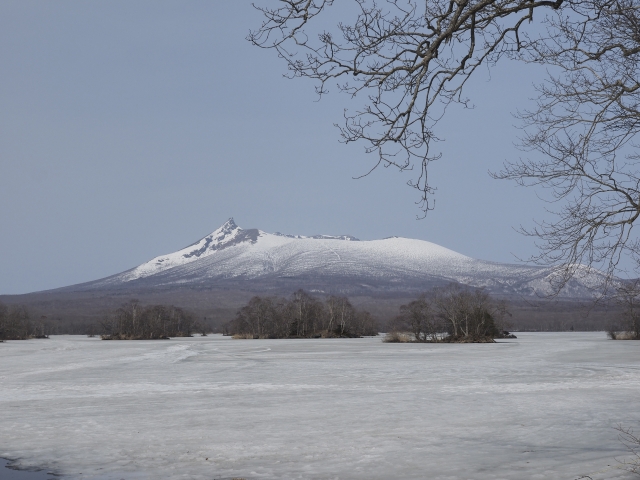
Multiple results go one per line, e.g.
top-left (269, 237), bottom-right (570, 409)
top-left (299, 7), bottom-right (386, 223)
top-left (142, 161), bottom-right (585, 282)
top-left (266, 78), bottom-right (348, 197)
top-left (0, 285), bottom-right (624, 337)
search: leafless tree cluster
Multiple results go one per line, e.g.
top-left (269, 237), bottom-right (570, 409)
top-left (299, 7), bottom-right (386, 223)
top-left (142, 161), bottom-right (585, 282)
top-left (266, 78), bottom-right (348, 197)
top-left (388, 294), bottom-right (441, 342)
top-left (100, 301), bottom-right (197, 340)
top-left (0, 302), bottom-right (51, 341)
top-left (387, 284), bottom-right (510, 342)
top-left (226, 290), bottom-right (378, 338)
top-left (608, 280), bottom-right (640, 338)
top-left (251, 0), bottom-right (640, 291)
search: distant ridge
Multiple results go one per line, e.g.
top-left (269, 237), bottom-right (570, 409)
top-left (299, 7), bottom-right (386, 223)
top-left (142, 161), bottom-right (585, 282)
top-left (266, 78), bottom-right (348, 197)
top-left (58, 218), bottom-right (604, 299)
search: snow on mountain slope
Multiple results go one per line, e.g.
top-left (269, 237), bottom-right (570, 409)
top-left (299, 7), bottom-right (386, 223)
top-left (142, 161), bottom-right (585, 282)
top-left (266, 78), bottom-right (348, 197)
top-left (115, 218), bottom-right (472, 281)
top-left (120, 218), bottom-right (260, 280)
top-left (91, 218), bottom-right (603, 298)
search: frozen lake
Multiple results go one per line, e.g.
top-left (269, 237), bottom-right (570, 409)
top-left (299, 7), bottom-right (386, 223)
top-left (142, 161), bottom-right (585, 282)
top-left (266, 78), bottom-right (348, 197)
top-left (1, 333), bottom-right (639, 479)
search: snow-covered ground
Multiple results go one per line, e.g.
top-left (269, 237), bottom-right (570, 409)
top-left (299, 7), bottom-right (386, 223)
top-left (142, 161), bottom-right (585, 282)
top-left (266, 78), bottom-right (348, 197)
top-left (1, 333), bottom-right (639, 479)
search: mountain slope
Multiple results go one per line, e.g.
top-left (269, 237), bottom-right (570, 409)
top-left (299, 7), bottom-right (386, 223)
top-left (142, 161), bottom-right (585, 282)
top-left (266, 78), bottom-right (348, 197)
top-left (70, 218), bottom-right (601, 298)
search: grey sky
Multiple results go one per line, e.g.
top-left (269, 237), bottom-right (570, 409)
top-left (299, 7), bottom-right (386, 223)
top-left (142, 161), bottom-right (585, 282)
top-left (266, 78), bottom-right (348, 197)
top-left (1, 1), bottom-right (550, 294)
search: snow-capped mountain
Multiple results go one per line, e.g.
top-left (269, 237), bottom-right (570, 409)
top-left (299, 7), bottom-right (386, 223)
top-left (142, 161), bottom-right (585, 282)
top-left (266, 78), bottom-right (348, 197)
top-left (74, 218), bottom-right (603, 298)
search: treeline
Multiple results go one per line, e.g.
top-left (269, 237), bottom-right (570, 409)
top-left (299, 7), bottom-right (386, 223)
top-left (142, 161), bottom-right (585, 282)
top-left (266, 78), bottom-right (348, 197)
top-left (226, 290), bottom-right (378, 338)
top-left (0, 302), bottom-right (51, 341)
top-left (100, 301), bottom-right (200, 340)
top-left (386, 284), bottom-right (511, 343)
top-left (608, 283), bottom-right (640, 340)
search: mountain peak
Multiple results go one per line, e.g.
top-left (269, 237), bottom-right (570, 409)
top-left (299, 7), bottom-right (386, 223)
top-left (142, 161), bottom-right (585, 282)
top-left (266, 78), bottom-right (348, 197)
top-left (220, 217), bottom-right (238, 230)
top-left (79, 218), bottom-right (605, 299)
top-left (182, 217), bottom-right (250, 259)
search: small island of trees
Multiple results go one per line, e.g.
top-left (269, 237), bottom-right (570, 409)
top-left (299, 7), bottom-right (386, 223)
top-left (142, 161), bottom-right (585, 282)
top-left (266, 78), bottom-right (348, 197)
top-left (225, 290), bottom-right (378, 338)
top-left (386, 284), bottom-right (514, 343)
top-left (100, 301), bottom-right (198, 340)
top-left (608, 282), bottom-right (640, 340)
top-left (0, 301), bottom-right (49, 341)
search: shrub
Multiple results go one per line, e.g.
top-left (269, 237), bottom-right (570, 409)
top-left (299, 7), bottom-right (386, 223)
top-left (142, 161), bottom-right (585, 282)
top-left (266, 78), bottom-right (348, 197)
top-left (382, 332), bottom-right (413, 343)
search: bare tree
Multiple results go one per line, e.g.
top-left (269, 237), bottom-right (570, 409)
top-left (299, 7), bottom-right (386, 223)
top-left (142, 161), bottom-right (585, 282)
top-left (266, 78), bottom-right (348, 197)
top-left (433, 284), bottom-right (509, 340)
top-left (612, 280), bottom-right (640, 338)
top-left (325, 295), bottom-right (378, 335)
top-left (251, 0), bottom-right (640, 291)
top-left (615, 424), bottom-right (640, 476)
top-left (227, 290), bottom-right (378, 338)
top-left (325, 295), bottom-right (341, 332)
top-left (397, 294), bottom-right (441, 342)
top-left (493, 0), bottom-right (640, 292)
top-left (356, 310), bottom-right (380, 336)
top-left (101, 302), bottom-right (195, 340)
top-left (233, 296), bottom-right (283, 338)
top-left (290, 289), bottom-right (325, 336)
top-left (0, 304), bottom-right (33, 340)
top-left (386, 285), bottom-right (509, 342)
top-left (0, 301), bottom-right (7, 341)
top-left (332, 295), bottom-right (356, 336)
top-left (249, 0), bottom-right (563, 214)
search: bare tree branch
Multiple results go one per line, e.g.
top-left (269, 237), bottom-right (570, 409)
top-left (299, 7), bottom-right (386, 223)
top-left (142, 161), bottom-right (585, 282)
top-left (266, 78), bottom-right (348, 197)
top-left (249, 0), bottom-right (563, 215)
top-left (251, 0), bottom-right (640, 294)
top-left (493, 0), bottom-right (640, 293)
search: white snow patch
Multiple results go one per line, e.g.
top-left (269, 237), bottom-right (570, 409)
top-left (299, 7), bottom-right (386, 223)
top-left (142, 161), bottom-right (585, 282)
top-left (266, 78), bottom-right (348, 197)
top-left (89, 219), bottom-right (608, 298)
top-left (1, 333), bottom-right (639, 479)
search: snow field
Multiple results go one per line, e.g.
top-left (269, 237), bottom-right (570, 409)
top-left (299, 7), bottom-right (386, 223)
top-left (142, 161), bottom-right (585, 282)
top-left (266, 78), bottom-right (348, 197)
top-left (1, 333), bottom-right (639, 479)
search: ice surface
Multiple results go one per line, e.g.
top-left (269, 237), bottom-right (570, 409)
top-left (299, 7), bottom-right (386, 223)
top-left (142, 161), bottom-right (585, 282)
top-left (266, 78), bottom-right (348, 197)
top-left (1, 333), bottom-right (639, 479)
